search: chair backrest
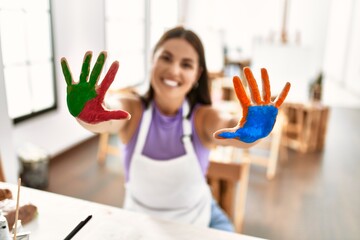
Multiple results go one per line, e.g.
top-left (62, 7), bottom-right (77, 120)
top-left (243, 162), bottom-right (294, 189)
top-left (241, 111), bottom-right (286, 180)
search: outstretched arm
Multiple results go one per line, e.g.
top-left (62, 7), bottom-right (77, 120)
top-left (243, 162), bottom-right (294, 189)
top-left (213, 67), bottom-right (291, 144)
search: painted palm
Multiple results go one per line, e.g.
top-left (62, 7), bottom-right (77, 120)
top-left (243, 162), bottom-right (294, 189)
top-left (61, 51), bottom-right (129, 124)
top-left (215, 67), bottom-right (291, 143)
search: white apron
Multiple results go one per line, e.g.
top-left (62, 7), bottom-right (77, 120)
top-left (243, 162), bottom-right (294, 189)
top-left (124, 101), bottom-right (212, 227)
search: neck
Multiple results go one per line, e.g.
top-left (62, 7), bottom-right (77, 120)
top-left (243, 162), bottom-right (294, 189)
top-left (154, 96), bottom-right (185, 116)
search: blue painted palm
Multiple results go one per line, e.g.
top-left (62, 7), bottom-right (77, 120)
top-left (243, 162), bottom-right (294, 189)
top-left (216, 67), bottom-right (291, 143)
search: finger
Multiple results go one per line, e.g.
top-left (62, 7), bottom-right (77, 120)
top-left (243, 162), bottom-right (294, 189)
top-left (244, 67), bottom-right (263, 104)
top-left (98, 61), bottom-right (119, 97)
top-left (217, 131), bottom-right (238, 139)
top-left (233, 76), bottom-right (250, 127)
top-left (60, 58), bottom-right (73, 86)
top-left (274, 82), bottom-right (291, 108)
top-left (213, 128), bottom-right (237, 139)
top-left (233, 76), bottom-right (251, 108)
top-left (99, 109), bottom-right (130, 121)
top-left (89, 51), bottom-right (107, 86)
top-left (79, 51), bottom-right (92, 83)
top-left (261, 68), bottom-right (271, 104)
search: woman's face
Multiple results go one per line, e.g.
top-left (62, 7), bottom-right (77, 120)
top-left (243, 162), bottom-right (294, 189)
top-left (151, 38), bottom-right (201, 100)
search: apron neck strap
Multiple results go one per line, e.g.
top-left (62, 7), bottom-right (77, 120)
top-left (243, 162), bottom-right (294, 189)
top-left (135, 100), bottom-right (194, 154)
top-left (181, 101), bottom-right (193, 146)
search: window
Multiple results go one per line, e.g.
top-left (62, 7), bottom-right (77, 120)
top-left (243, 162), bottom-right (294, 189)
top-left (0, 0), bottom-right (57, 123)
top-left (104, 0), bottom-right (178, 90)
top-left (148, 0), bottom-right (179, 50)
top-left (104, 0), bottom-right (146, 90)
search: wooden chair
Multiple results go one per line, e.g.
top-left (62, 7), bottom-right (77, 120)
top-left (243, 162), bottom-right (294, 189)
top-left (241, 111), bottom-right (287, 180)
top-left (97, 87), bottom-right (140, 164)
top-left (212, 97), bottom-right (287, 180)
top-left (97, 133), bottom-right (120, 165)
top-left (207, 147), bottom-right (250, 232)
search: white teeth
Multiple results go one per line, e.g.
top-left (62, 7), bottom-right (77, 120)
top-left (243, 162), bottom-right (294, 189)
top-left (164, 79), bottom-right (179, 87)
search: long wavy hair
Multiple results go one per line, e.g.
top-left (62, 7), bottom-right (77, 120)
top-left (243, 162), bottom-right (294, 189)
top-left (141, 26), bottom-right (212, 118)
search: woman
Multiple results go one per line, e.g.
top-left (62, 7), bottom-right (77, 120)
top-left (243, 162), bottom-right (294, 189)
top-left (60, 26), bottom-right (290, 232)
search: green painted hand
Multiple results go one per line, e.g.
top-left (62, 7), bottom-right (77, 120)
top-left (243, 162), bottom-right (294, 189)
top-left (60, 51), bottom-right (129, 123)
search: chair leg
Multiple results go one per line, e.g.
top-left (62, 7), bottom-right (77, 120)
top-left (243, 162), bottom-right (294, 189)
top-left (208, 178), bottom-right (221, 203)
top-left (222, 180), bottom-right (235, 220)
top-left (233, 162), bottom-right (250, 232)
top-left (97, 133), bottom-right (110, 165)
top-left (267, 123), bottom-right (283, 180)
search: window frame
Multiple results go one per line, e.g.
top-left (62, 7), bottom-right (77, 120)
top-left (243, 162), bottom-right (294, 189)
top-left (0, 0), bottom-right (58, 124)
top-left (104, 0), bottom-right (179, 90)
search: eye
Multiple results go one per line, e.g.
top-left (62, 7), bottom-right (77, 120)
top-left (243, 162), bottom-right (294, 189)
top-left (160, 54), bottom-right (171, 62)
top-left (181, 62), bottom-right (194, 69)
top-left (181, 59), bottom-right (194, 69)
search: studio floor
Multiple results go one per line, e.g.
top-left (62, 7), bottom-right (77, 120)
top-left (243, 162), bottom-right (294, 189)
top-left (46, 106), bottom-right (360, 240)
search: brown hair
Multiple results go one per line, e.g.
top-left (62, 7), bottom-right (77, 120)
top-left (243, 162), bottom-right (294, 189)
top-left (141, 26), bottom-right (212, 118)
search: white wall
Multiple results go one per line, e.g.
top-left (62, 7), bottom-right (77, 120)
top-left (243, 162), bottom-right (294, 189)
top-left (183, 0), bottom-right (283, 71)
top-left (184, 0), bottom-right (332, 102)
top-left (322, 0), bottom-right (360, 105)
top-left (344, 0), bottom-right (360, 95)
top-left (185, 0), bottom-right (360, 106)
top-left (323, 0), bottom-right (353, 84)
top-left (0, 0), bottom-right (106, 183)
top-left (328, 0), bottom-right (360, 95)
top-left (0, 45), bottom-right (18, 183)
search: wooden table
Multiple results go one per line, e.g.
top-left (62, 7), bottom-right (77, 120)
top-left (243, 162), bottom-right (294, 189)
top-left (0, 182), bottom-right (265, 240)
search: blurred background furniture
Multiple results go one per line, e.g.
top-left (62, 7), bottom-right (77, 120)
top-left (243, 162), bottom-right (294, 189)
top-left (97, 87), bottom-right (137, 165)
top-left (97, 133), bottom-right (120, 165)
top-left (241, 111), bottom-right (287, 180)
top-left (207, 111), bottom-right (287, 230)
top-left (207, 150), bottom-right (251, 233)
top-left (282, 102), bottom-right (330, 153)
top-left (211, 77), bottom-right (288, 180)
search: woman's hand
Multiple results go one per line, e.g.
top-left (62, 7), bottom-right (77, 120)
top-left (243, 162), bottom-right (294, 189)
top-left (61, 51), bottom-right (130, 124)
top-left (214, 67), bottom-right (290, 143)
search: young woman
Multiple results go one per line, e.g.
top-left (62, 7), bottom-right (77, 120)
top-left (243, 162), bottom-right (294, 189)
top-left (61, 26), bottom-right (290, 232)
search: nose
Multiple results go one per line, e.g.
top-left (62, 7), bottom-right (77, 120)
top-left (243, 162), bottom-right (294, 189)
top-left (167, 62), bottom-right (181, 77)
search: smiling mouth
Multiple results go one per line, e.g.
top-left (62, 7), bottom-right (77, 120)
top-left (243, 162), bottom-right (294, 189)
top-left (163, 79), bottom-right (179, 87)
